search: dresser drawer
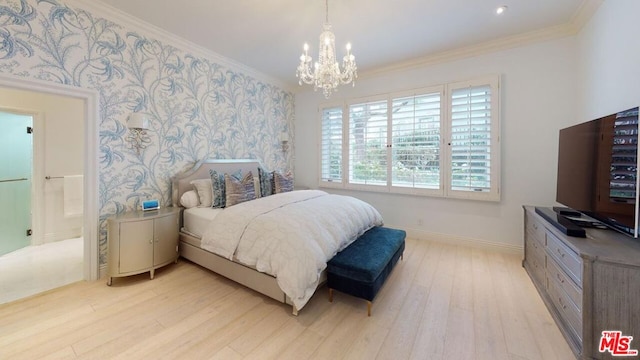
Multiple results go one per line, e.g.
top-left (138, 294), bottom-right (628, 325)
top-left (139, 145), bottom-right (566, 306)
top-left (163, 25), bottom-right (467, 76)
top-left (547, 270), bottom-right (583, 342)
top-left (546, 231), bottom-right (582, 284)
top-left (526, 216), bottom-right (546, 247)
top-left (547, 257), bottom-right (582, 312)
top-left (525, 237), bottom-right (546, 285)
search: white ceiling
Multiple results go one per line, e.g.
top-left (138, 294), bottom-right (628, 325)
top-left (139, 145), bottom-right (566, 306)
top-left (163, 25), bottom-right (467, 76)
top-left (97, 0), bottom-right (598, 88)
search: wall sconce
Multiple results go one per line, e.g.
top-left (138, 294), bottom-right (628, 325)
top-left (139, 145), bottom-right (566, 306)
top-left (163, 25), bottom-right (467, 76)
top-left (280, 131), bottom-right (289, 152)
top-left (126, 113), bottom-right (151, 154)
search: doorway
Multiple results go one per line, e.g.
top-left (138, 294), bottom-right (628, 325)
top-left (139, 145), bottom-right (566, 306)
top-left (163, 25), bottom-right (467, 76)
top-left (0, 76), bottom-right (99, 303)
top-left (0, 97), bottom-right (85, 304)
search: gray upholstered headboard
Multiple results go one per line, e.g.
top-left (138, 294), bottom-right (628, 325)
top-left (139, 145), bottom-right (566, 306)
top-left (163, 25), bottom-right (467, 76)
top-left (171, 159), bottom-right (261, 207)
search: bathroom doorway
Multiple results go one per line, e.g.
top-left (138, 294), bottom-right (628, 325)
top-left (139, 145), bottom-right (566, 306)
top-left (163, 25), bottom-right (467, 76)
top-left (0, 75), bottom-right (100, 303)
top-left (0, 88), bottom-right (86, 304)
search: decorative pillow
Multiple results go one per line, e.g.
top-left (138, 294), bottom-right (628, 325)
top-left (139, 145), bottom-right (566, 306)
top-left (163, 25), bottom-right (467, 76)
top-left (210, 169), bottom-right (243, 208)
top-left (179, 190), bottom-right (200, 208)
top-left (273, 171), bottom-right (294, 193)
top-left (190, 178), bottom-right (213, 207)
top-left (253, 176), bottom-right (262, 198)
top-left (225, 171), bottom-right (256, 207)
top-left (210, 169), bottom-right (226, 208)
top-left (258, 167), bottom-right (273, 197)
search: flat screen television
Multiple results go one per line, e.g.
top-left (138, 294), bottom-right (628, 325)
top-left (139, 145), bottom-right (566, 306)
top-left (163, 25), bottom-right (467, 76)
top-left (556, 106), bottom-right (640, 237)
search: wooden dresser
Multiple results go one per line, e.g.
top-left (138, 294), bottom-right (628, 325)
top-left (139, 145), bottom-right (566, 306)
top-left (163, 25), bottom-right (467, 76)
top-left (523, 206), bottom-right (640, 359)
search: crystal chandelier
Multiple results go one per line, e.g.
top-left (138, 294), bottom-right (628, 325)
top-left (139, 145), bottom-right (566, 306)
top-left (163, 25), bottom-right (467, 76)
top-left (296, 0), bottom-right (357, 98)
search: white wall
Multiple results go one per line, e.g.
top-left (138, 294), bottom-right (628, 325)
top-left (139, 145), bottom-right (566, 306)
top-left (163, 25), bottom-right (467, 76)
top-left (577, 0), bottom-right (640, 120)
top-left (0, 87), bottom-right (84, 244)
top-left (295, 37), bottom-right (578, 251)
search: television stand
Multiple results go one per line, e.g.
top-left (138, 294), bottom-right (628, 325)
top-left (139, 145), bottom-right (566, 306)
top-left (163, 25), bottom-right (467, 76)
top-left (523, 205), bottom-right (640, 359)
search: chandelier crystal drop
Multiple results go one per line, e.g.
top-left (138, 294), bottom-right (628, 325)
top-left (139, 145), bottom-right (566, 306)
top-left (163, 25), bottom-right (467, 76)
top-left (296, 0), bottom-right (357, 98)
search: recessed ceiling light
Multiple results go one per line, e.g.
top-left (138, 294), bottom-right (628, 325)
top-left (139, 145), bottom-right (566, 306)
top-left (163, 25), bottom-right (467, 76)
top-left (496, 5), bottom-right (508, 15)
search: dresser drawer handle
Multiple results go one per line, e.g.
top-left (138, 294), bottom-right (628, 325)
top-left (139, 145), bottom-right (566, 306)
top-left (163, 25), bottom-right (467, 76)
top-left (557, 248), bottom-right (565, 258)
top-left (556, 273), bottom-right (564, 283)
top-left (558, 297), bottom-right (567, 310)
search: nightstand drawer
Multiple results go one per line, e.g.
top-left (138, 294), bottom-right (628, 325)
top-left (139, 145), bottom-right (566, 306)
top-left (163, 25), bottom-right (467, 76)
top-left (546, 231), bottom-right (582, 285)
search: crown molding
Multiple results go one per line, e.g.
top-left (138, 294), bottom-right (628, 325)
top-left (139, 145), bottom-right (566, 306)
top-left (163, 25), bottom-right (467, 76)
top-left (64, 0), bottom-right (293, 92)
top-left (359, 23), bottom-right (576, 80)
top-left (64, 0), bottom-right (601, 94)
top-left (359, 0), bottom-right (602, 81)
top-left (569, 0), bottom-right (604, 33)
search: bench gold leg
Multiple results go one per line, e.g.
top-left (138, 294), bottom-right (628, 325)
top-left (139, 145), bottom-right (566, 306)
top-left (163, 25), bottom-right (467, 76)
top-left (367, 301), bottom-right (372, 316)
top-left (329, 288), bottom-right (333, 302)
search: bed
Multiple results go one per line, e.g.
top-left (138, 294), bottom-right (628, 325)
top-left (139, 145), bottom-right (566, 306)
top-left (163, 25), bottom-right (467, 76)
top-left (171, 159), bottom-right (383, 315)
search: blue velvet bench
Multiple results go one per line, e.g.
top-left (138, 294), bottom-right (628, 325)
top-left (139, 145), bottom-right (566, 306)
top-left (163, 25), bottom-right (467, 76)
top-left (327, 226), bottom-right (406, 316)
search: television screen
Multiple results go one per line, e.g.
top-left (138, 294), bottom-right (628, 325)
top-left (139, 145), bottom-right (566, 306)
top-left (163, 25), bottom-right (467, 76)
top-left (556, 107), bottom-right (639, 237)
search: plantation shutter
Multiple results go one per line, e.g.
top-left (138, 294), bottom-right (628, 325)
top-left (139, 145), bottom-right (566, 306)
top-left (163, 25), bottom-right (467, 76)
top-left (449, 84), bottom-right (493, 193)
top-left (391, 91), bottom-right (442, 189)
top-left (348, 99), bottom-right (388, 186)
top-left (320, 106), bottom-right (343, 183)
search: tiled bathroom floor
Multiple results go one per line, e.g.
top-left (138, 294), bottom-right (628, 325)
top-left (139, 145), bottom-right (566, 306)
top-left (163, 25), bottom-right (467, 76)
top-left (0, 237), bottom-right (83, 304)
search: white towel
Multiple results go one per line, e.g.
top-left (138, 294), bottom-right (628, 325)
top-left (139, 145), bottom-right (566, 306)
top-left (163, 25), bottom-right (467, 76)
top-left (64, 175), bottom-right (83, 218)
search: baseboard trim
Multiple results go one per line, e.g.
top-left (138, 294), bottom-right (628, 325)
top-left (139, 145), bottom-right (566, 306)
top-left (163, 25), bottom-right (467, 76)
top-left (99, 264), bottom-right (107, 281)
top-left (389, 225), bottom-right (524, 255)
top-left (41, 228), bottom-right (83, 244)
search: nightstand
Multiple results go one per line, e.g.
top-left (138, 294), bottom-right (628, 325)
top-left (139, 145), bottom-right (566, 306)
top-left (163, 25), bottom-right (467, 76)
top-left (106, 207), bottom-right (181, 286)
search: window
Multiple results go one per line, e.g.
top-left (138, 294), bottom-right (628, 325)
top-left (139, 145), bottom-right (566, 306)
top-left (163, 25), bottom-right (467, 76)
top-left (391, 90), bottom-right (442, 193)
top-left (320, 106), bottom-right (343, 183)
top-left (319, 76), bottom-right (500, 201)
top-left (349, 99), bottom-right (388, 186)
top-left (447, 78), bottom-right (500, 200)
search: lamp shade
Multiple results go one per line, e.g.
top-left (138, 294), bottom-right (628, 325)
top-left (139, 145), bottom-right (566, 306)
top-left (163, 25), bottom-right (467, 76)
top-left (280, 131), bottom-right (289, 142)
top-left (128, 113), bottom-right (149, 130)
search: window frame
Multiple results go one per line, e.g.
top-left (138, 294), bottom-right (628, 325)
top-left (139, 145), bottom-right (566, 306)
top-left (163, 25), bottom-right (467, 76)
top-left (445, 76), bottom-right (501, 201)
top-left (317, 75), bottom-right (501, 202)
top-left (345, 93), bottom-right (390, 193)
top-left (388, 85), bottom-right (445, 197)
top-left (318, 101), bottom-right (346, 189)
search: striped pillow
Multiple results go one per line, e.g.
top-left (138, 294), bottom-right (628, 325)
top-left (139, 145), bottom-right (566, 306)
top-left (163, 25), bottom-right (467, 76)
top-left (225, 171), bottom-right (256, 207)
top-left (273, 171), bottom-right (294, 193)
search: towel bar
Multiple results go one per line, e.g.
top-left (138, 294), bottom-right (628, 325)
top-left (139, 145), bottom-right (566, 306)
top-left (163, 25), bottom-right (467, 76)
top-left (0, 177), bottom-right (28, 183)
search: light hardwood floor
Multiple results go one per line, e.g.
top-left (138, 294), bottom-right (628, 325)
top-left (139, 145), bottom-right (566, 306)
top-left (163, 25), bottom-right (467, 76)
top-left (0, 238), bottom-right (574, 360)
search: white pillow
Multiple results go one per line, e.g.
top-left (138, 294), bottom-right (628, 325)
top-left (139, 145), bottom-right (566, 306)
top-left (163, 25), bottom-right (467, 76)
top-left (179, 190), bottom-right (200, 209)
top-left (190, 179), bottom-right (213, 207)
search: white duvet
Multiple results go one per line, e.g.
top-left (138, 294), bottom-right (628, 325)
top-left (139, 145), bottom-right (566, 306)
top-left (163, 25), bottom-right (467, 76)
top-left (200, 190), bottom-right (383, 310)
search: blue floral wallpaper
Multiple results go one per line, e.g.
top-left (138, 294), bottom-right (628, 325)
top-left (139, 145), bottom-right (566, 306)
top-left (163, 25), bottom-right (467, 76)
top-left (0, 0), bottom-right (294, 265)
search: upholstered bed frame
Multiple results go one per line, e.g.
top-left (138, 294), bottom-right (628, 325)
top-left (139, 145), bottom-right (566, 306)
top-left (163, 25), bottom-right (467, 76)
top-left (171, 159), bottom-right (318, 315)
